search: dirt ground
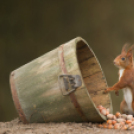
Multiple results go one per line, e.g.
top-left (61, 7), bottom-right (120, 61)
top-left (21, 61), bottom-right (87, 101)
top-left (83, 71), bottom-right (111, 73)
top-left (0, 118), bottom-right (134, 134)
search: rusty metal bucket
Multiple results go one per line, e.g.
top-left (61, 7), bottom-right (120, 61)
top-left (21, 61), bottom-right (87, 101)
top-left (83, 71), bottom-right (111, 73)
top-left (10, 37), bottom-right (113, 123)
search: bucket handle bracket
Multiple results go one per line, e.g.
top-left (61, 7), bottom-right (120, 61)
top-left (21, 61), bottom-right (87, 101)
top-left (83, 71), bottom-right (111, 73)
top-left (58, 75), bottom-right (82, 96)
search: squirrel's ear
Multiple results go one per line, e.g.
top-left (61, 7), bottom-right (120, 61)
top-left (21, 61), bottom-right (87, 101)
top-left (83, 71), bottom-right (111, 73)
top-left (126, 45), bottom-right (134, 58)
top-left (122, 43), bottom-right (130, 53)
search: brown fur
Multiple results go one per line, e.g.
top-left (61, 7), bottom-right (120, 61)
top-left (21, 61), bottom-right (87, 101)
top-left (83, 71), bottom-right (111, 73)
top-left (104, 44), bottom-right (134, 114)
top-left (120, 100), bottom-right (127, 114)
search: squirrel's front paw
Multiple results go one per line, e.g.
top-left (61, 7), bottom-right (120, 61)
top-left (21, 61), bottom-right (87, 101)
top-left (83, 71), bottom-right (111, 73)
top-left (103, 89), bottom-right (108, 94)
top-left (103, 87), bottom-right (111, 94)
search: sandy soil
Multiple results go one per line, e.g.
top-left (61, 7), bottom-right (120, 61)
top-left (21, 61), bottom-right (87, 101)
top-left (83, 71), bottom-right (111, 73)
top-left (0, 118), bottom-right (133, 134)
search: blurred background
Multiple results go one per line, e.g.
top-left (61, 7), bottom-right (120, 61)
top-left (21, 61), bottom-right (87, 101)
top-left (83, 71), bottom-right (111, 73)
top-left (1, 0), bottom-right (134, 121)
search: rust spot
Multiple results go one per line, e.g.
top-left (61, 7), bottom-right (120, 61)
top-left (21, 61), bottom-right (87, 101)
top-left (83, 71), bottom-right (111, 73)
top-left (10, 71), bottom-right (28, 124)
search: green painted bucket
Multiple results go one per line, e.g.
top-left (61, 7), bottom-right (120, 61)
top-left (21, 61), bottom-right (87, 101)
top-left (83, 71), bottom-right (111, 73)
top-left (10, 37), bottom-right (112, 123)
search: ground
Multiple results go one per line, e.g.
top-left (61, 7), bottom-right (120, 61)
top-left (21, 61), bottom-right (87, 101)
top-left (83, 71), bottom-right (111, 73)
top-left (0, 118), bottom-right (133, 134)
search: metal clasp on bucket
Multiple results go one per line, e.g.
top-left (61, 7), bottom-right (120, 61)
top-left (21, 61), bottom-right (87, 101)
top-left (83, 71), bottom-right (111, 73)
top-left (58, 75), bottom-right (82, 96)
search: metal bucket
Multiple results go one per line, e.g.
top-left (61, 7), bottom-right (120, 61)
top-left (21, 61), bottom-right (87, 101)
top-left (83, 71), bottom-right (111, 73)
top-left (10, 37), bottom-right (112, 123)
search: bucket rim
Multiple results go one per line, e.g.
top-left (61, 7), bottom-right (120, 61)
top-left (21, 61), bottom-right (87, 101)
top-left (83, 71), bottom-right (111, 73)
top-left (74, 37), bottom-right (113, 121)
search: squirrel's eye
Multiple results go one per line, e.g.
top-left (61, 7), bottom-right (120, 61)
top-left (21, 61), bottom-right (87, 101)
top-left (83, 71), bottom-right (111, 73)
top-left (121, 57), bottom-right (125, 61)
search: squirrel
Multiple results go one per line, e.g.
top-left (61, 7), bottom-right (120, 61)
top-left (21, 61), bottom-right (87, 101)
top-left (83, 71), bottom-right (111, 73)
top-left (104, 44), bottom-right (134, 115)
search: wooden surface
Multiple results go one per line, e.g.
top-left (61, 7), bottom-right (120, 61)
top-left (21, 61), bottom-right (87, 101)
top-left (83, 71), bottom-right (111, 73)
top-left (10, 37), bottom-right (112, 123)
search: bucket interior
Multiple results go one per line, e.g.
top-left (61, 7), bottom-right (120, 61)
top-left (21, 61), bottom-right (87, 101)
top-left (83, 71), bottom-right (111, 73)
top-left (76, 40), bottom-right (112, 113)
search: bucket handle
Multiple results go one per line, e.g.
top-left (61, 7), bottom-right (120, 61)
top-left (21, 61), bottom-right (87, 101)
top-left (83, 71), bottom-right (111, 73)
top-left (58, 74), bottom-right (82, 96)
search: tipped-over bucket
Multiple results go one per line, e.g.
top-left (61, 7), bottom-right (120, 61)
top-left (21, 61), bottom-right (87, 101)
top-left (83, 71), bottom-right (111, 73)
top-left (10, 37), bottom-right (112, 123)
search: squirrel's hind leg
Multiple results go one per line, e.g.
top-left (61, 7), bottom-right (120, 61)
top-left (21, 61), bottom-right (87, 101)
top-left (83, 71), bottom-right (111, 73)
top-left (131, 101), bottom-right (134, 115)
top-left (120, 100), bottom-right (128, 114)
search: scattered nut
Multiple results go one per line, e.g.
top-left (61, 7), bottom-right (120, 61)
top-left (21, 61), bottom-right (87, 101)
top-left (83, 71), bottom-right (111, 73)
top-left (127, 115), bottom-right (133, 120)
top-left (121, 114), bottom-right (127, 120)
top-left (108, 124), bottom-right (114, 129)
top-left (97, 105), bottom-right (134, 130)
top-left (107, 120), bottom-right (113, 124)
top-left (107, 114), bottom-right (114, 120)
top-left (114, 123), bottom-right (121, 129)
top-left (115, 112), bottom-right (121, 118)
